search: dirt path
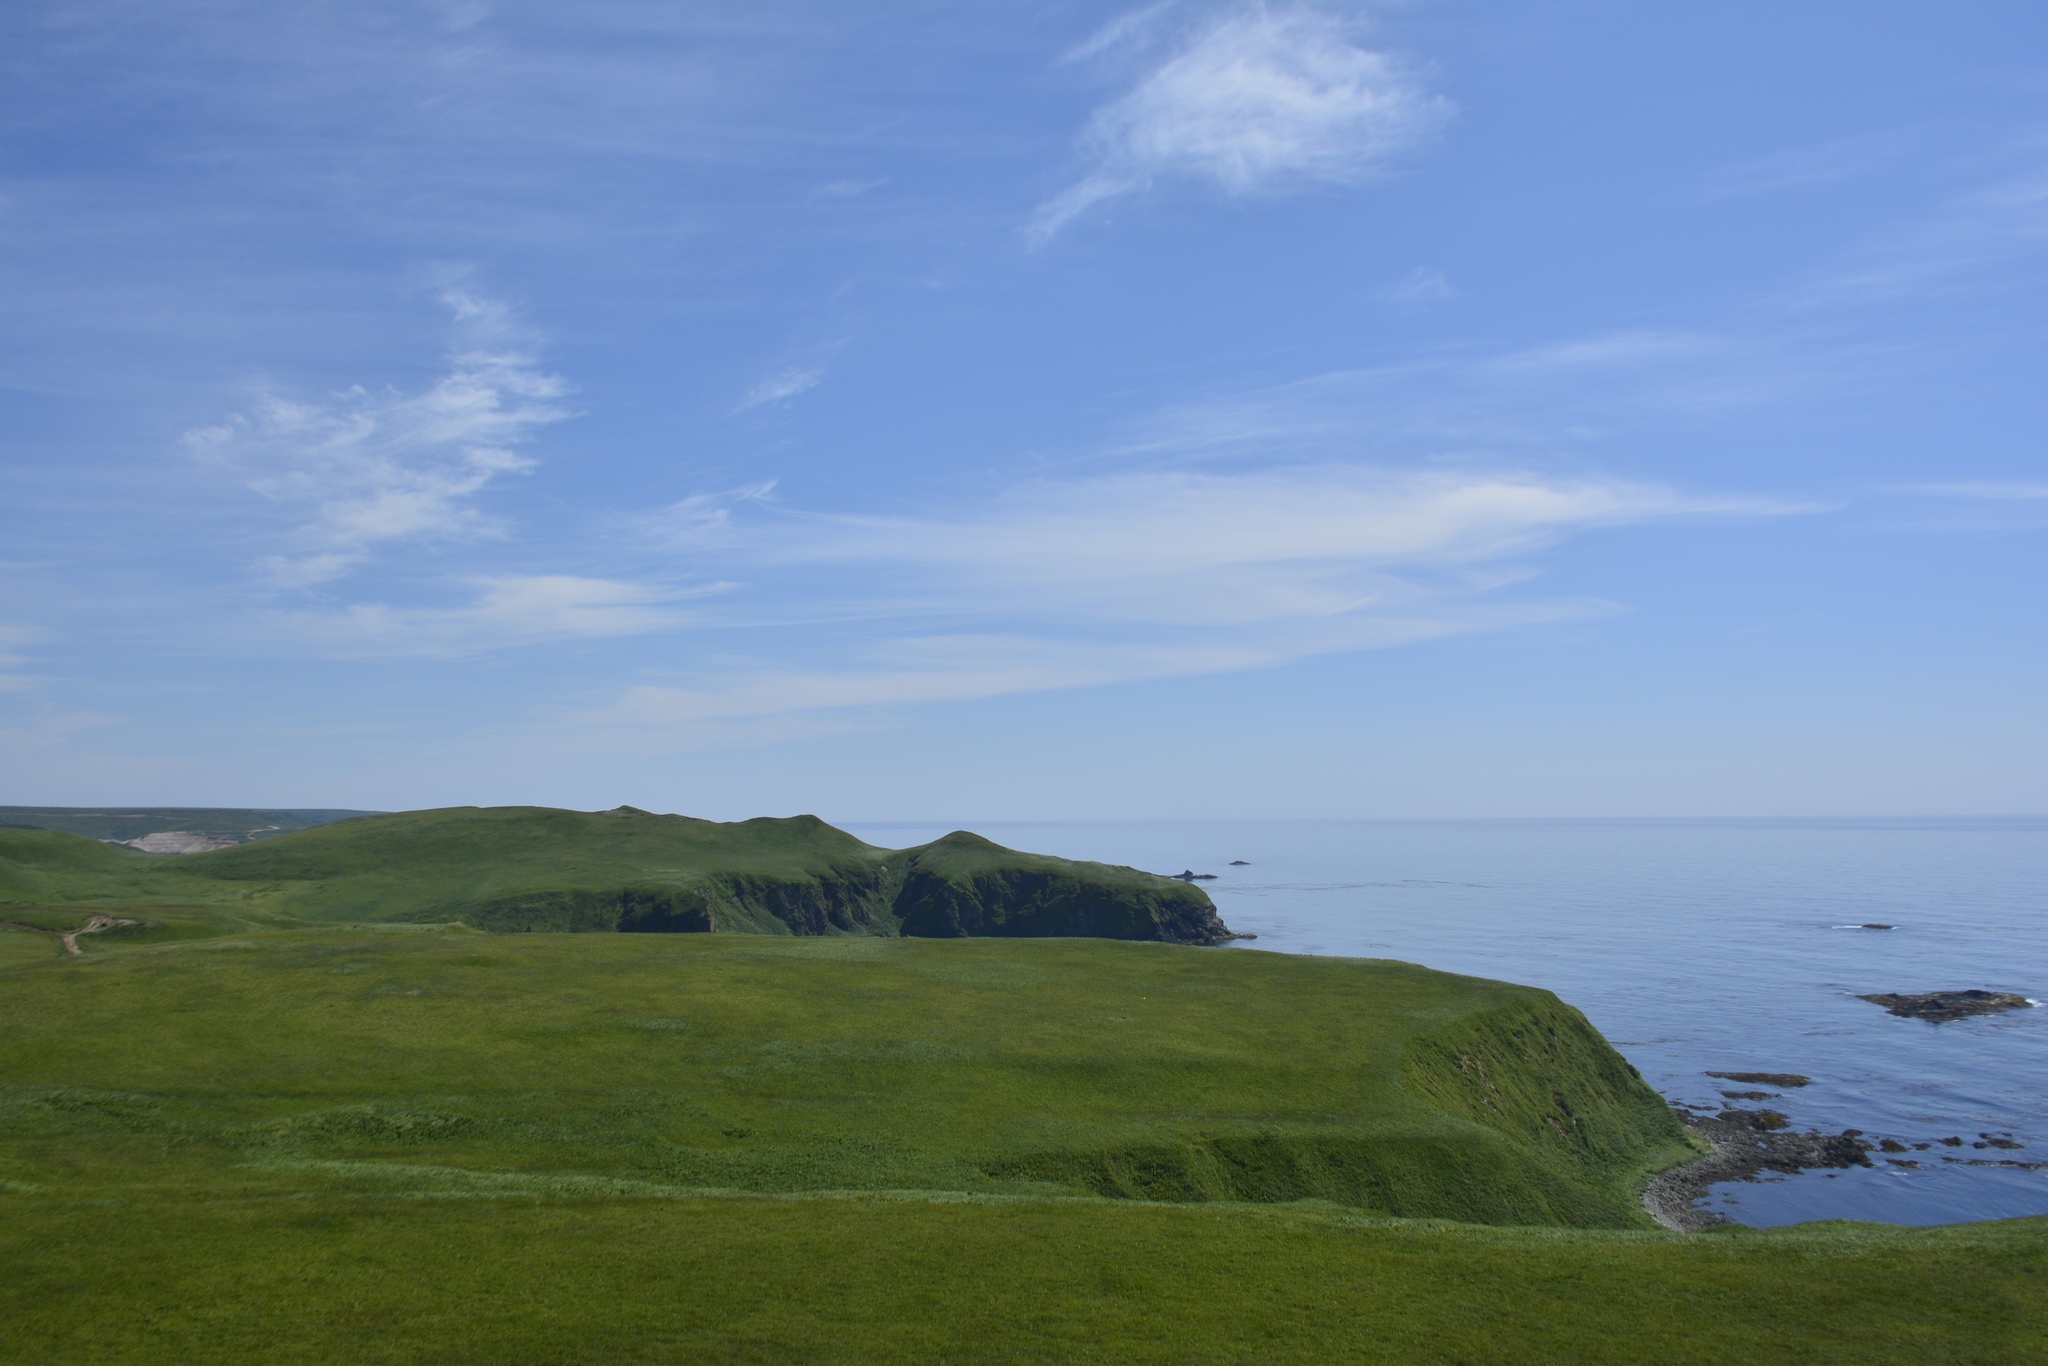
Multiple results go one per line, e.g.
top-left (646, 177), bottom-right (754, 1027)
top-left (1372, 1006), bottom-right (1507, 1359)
top-left (0, 914), bottom-right (140, 956)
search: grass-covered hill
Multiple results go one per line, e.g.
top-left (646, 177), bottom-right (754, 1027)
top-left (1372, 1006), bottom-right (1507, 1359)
top-left (2, 921), bottom-right (2042, 1362)
top-left (0, 805), bottom-right (1233, 944)
top-left (0, 927), bottom-right (1688, 1225)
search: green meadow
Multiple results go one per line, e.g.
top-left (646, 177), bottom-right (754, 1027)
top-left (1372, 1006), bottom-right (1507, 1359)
top-left (2, 815), bottom-right (2044, 1361)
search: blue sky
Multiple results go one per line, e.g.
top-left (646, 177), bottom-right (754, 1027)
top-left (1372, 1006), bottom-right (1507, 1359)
top-left (3, 0), bottom-right (2045, 818)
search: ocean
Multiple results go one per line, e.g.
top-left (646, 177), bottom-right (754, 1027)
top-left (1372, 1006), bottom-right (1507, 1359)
top-left (847, 817), bottom-right (2048, 1228)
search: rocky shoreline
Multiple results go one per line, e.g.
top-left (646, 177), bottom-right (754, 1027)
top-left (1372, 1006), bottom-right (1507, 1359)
top-left (1643, 1107), bottom-right (1874, 1231)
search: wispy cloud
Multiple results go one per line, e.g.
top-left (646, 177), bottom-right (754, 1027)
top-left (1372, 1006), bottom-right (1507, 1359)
top-left (1106, 327), bottom-right (1857, 466)
top-left (593, 636), bottom-right (1268, 727)
top-left (1030, 4), bottom-right (1451, 244)
top-left (644, 482), bottom-right (780, 547)
top-left (0, 624), bottom-right (34, 667)
top-left (1817, 165), bottom-right (2048, 304)
top-left (583, 466), bottom-right (1764, 732)
top-left (0, 623), bottom-right (39, 693)
top-left (279, 573), bottom-right (697, 658)
top-left (585, 606), bottom-right (1603, 737)
top-left (1689, 128), bottom-right (1926, 201)
top-left (183, 293), bottom-right (570, 587)
top-left (1063, 1), bottom-right (1183, 62)
top-left (766, 468), bottom-right (1693, 626)
top-left (736, 366), bottom-right (824, 411)
top-left (0, 704), bottom-right (120, 751)
top-left (1387, 265), bottom-right (1458, 306)
top-left (1893, 481), bottom-right (2048, 501)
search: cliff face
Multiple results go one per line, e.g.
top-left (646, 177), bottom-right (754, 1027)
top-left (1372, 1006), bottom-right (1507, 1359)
top-left (455, 831), bottom-right (1233, 945)
top-left (460, 887), bottom-right (721, 933)
top-left (891, 832), bottom-right (1234, 945)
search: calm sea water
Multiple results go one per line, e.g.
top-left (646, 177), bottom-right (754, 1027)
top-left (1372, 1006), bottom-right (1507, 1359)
top-left (846, 818), bottom-right (2048, 1228)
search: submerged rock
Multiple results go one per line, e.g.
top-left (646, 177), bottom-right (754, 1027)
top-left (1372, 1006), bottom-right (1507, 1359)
top-left (1857, 990), bottom-right (2034, 1022)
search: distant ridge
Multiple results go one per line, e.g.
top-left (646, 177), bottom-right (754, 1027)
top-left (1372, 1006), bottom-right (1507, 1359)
top-left (0, 804), bottom-right (1238, 945)
top-left (0, 807), bottom-right (377, 847)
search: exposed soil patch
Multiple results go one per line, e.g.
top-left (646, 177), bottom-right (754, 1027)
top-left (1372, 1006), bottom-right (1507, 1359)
top-left (1643, 1108), bottom-right (1873, 1231)
top-left (1857, 990), bottom-right (2035, 1023)
top-left (122, 831), bottom-right (241, 854)
top-left (0, 913), bottom-right (142, 955)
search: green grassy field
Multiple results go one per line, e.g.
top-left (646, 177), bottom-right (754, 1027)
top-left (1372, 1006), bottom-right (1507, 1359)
top-left (6, 1196), bottom-right (2043, 1363)
top-left (3, 832), bottom-right (2043, 1361)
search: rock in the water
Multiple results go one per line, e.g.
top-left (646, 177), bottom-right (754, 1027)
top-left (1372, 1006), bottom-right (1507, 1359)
top-left (1706, 1071), bottom-right (1811, 1088)
top-left (1228, 860), bottom-right (1250, 866)
top-left (1857, 990), bottom-right (2034, 1022)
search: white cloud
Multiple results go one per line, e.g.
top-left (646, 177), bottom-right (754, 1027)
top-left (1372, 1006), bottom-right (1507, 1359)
top-left (280, 574), bottom-right (694, 658)
top-left (184, 292), bottom-right (569, 586)
top-left (1030, 4), bottom-right (1451, 243)
top-left (737, 366), bottom-right (823, 411)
